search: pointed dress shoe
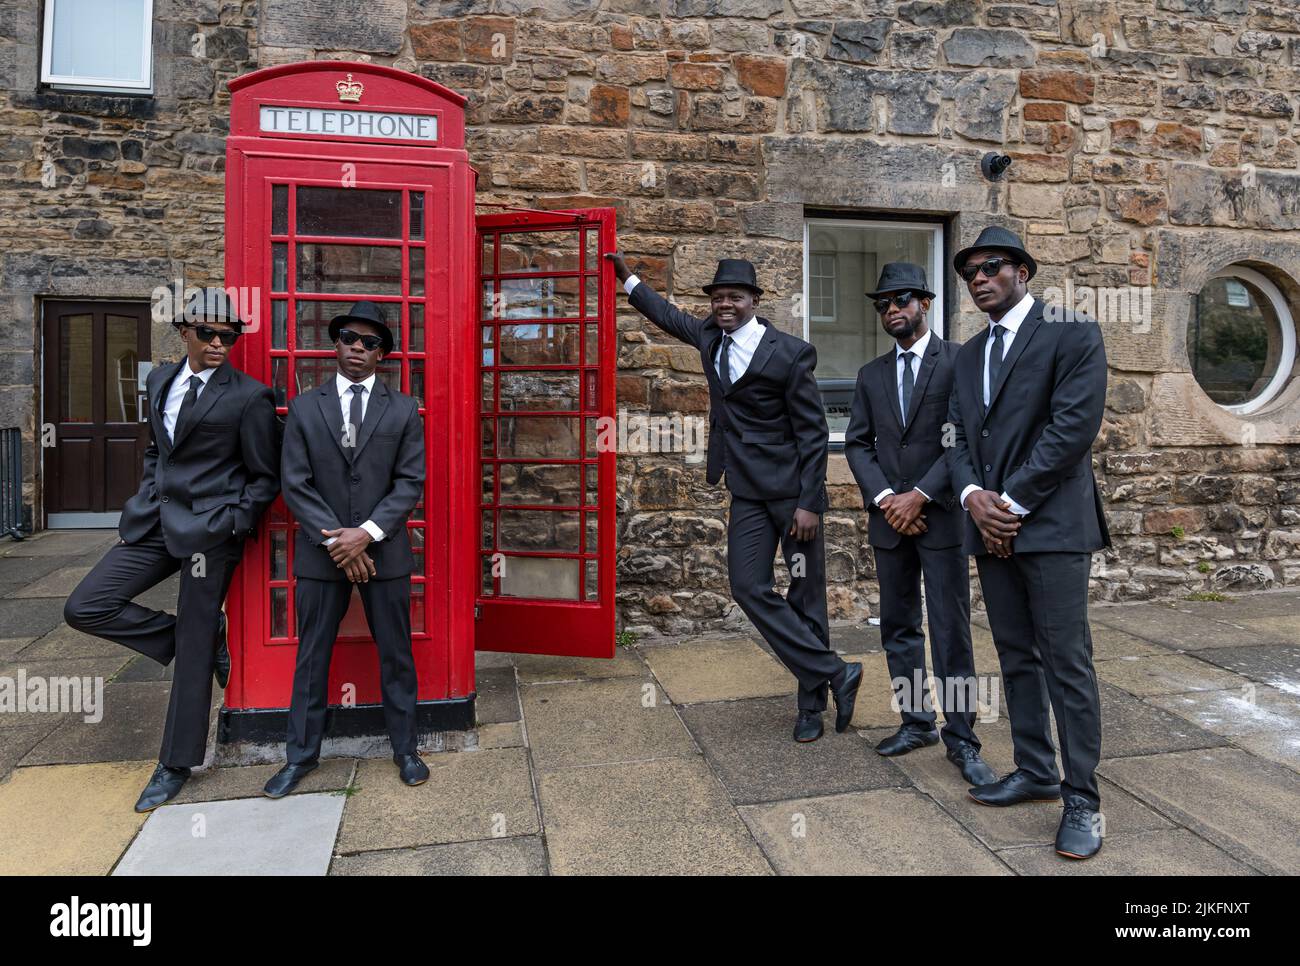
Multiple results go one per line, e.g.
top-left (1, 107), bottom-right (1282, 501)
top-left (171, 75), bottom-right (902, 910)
top-left (214, 611), bottom-right (230, 690)
top-left (968, 768), bottom-right (1062, 806)
top-left (831, 662), bottom-right (864, 733)
top-left (1056, 796), bottom-right (1104, 859)
top-left (793, 710), bottom-right (824, 743)
top-left (947, 741), bottom-right (997, 785)
top-left (395, 752), bottom-right (429, 786)
top-left (875, 724), bottom-right (940, 757)
top-left (263, 761), bottom-right (318, 799)
top-left (135, 763), bottom-right (191, 812)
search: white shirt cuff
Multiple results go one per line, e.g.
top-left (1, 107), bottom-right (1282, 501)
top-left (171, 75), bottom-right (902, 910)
top-left (623, 274), bottom-right (640, 296)
top-left (914, 487), bottom-right (930, 502)
top-left (1000, 492), bottom-right (1029, 517)
top-left (959, 484), bottom-right (981, 510)
top-left (360, 519), bottom-right (385, 542)
top-left (873, 487), bottom-right (895, 507)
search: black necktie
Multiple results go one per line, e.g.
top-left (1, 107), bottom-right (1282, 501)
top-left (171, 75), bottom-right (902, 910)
top-left (174, 375), bottom-right (202, 440)
top-left (346, 384), bottom-right (365, 460)
top-left (900, 350), bottom-right (915, 425)
top-left (719, 334), bottom-right (733, 392)
top-left (987, 324), bottom-right (1006, 402)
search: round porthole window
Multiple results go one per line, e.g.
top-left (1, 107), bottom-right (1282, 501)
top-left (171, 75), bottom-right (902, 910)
top-left (1190, 266), bottom-right (1296, 415)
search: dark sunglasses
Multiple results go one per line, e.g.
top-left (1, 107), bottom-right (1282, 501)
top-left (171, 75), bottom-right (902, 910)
top-left (960, 257), bottom-right (1019, 282)
top-left (337, 329), bottom-right (384, 351)
top-left (186, 324), bottom-right (240, 345)
top-left (873, 292), bottom-right (916, 314)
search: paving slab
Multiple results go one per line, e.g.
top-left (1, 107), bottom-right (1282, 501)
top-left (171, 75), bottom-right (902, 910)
top-left (0, 555), bottom-right (80, 595)
top-left (172, 758), bottom-right (356, 804)
top-left (521, 676), bottom-right (696, 772)
top-left (1229, 729), bottom-right (1300, 774)
top-left (1195, 644), bottom-right (1300, 691)
top-left (1147, 685), bottom-right (1300, 738)
top-left (475, 720), bottom-right (526, 750)
top-left (473, 665), bottom-right (521, 725)
top-left (870, 719), bottom-right (1173, 850)
top-left (538, 756), bottom-right (771, 875)
top-left (0, 638), bottom-right (34, 661)
top-left (1099, 747), bottom-right (1300, 875)
top-left (740, 788), bottom-right (1010, 875)
top-left (679, 695), bottom-right (909, 805)
top-left (642, 635), bottom-right (793, 704)
top-left (0, 598), bottom-right (72, 640)
top-left (112, 653), bottom-right (173, 682)
top-left (0, 761), bottom-right (155, 874)
top-left (1097, 682), bottom-right (1229, 758)
top-left (7, 566), bottom-right (91, 599)
top-left (113, 792), bottom-right (344, 875)
top-left (513, 645), bottom-right (645, 683)
top-left (824, 622), bottom-right (884, 655)
top-left (0, 721), bottom-right (61, 779)
top-left (0, 530), bottom-right (117, 557)
top-left (473, 649), bottom-right (516, 670)
top-left (0, 656), bottom-right (131, 731)
top-left (18, 622), bottom-right (134, 661)
top-left (337, 747), bottom-right (538, 853)
top-left (1173, 592), bottom-right (1300, 619)
top-left (1087, 623), bottom-right (1178, 661)
top-left (997, 828), bottom-right (1258, 876)
top-left (1235, 615), bottom-right (1300, 645)
top-left (1090, 603), bottom-right (1284, 650)
top-left (1095, 654), bottom-right (1249, 697)
top-left (331, 835), bottom-right (547, 875)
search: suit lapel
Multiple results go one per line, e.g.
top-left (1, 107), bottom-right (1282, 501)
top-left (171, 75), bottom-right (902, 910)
top-left (171, 363), bottom-right (230, 450)
top-left (150, 361), bottom-right (183, 454)
top-left (725, 319), bottom-right (777, 396)
top-left (984, 301), bottom-right (1043, 420)
top-left (902, 337), bottom-right (941, 433)
top-left (351, 378), bottom-right (390, 460)
top-left (316, 377), bottom-right (350, 458)
top-left (879, 352), bottom-right (905, 431)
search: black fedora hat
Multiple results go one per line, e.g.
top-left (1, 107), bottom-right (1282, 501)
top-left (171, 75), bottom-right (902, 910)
top-left (172, 286), bottom-right (244, 330)
top-left (702, 258), bottom-right (763, 296)
top-left (328, 301), bottom-right (395, 355)
top-left (866, 262), bottom-right (936, 300)
top-left (952, 226), bottom-right (1038, 280)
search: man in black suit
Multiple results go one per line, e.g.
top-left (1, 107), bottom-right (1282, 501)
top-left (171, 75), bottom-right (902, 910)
top-left (263, 301), bottom-right (428, 798)
top-left (64, 287), bottom-right (280, 811)
top-left (946, 227), bottom-right (1110, 859)
top-left (844, 263), bottom-right (995, 786)
top-left (606, 253), bottom-right (862, 743)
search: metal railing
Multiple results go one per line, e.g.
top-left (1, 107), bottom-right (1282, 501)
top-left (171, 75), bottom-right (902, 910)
top-left (1, 428), bottom-right (26, 540)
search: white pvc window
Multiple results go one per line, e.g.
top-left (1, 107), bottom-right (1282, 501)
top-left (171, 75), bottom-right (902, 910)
top-left (1191, 266), bottom-right (1296, 416)
top-left (41, 0), bottom-right (154, 93)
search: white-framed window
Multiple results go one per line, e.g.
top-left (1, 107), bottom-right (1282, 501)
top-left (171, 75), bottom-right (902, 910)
top-left (41, 0), bottom-right (154, 93)
top-left (802, 217), bottom-right (946, 441)
top-left (1191, 265), bottom-right (1296, 416)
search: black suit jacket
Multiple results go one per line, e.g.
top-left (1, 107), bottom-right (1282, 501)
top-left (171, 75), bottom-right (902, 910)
top-left (281, 376), bottom-right (425, 581)
top-left (947, 298), bottom-right (1111, 556)
top-left (844, 335), bottom-right (962, 550)
top-left (119, 360), bottom-right (280, 557)
top-left (629, 282), bottom-right (828, 512)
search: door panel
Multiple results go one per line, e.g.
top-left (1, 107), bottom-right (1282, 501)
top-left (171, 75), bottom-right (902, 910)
top-left (475, 208), bottom-right (617, 658)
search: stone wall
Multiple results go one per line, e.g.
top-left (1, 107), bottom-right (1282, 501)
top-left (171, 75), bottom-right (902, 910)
top-left (3, 1), bottom-right (1300, 636)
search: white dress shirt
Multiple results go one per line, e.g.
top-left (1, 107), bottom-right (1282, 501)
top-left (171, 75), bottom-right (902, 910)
top-left (326, 371), bottom-right (384, 545)
top-left (162, 361), bottom-right (216, 442)
top-left (624, 273), bottom-right (764, 383)
top-left (959, 291), bottom-right (1035, 517)
top-left (872, 329), bottom-right (933, 508)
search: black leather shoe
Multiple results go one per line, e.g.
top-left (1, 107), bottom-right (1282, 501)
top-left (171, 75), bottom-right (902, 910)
top-left (831, 662), bottom-right (863, 733)
top-left (947, 741), bottom-right (997, 785)
top-left (969, 768), bottom-right (1062, 806)
top-left (875, 724), bottom-right (940, 757)
top-left (793, 710), bottom-right (824, 743)
top-left (214, 611), bottom-right (230, 690)
top-left (1056, 796), bottom-right (1103, 859)
top-left (262, 761), bottom-right (318, 799)
top-left (394, 752), bottom-right (429, 786)
top-left (134, 763), bottom-right (190, 812)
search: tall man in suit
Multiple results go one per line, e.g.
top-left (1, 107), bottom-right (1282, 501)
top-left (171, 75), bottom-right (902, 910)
top-left (946, 227), bottom-right (1110, 859)
top-left (844, 263), bottom-right (996, 786)
top-left (263, 301), bottom-right (429, 798)
top-left (606, 253), bottom-right (862, 743)
top-left (65, 287), bottom-right (281, 811)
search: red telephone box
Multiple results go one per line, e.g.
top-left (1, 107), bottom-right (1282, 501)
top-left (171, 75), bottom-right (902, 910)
top-left (219, 62), bottom-right (616, 746)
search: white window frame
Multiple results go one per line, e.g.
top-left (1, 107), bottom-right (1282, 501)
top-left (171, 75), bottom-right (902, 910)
top-left (808, 252), bottom-right (837, 323)
top-left (1203, 265), bottom-right (1296, 416)
top-left (802, 217), bottom-right (946, 443)
top-left (41, 0), bottom-right (155, 94)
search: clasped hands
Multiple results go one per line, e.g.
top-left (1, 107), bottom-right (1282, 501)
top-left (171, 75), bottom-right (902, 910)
top-left (321, 527), bottom-right (376, 583)
top-left (878, 489), bottom-right (928, 537)
top-left (964, 490), bottom-right (1022, 558)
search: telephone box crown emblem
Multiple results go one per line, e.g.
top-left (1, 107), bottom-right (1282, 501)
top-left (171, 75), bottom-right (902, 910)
top-left (336, 73), bottom-right (364, 102)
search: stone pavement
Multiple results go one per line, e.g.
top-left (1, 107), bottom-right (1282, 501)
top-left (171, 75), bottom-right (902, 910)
top-left (0, 529), bottom-right (1296, 875)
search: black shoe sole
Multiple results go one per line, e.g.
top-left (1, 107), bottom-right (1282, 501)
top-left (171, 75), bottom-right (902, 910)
top-left (968, 792), bottom-right (1062, 807)
top-left (833, 666), bottom-right (864, 734)
top-left (794, 731), bottom-right (823, 743)
top-left (1056, 845), bottom-right (1102, 860)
